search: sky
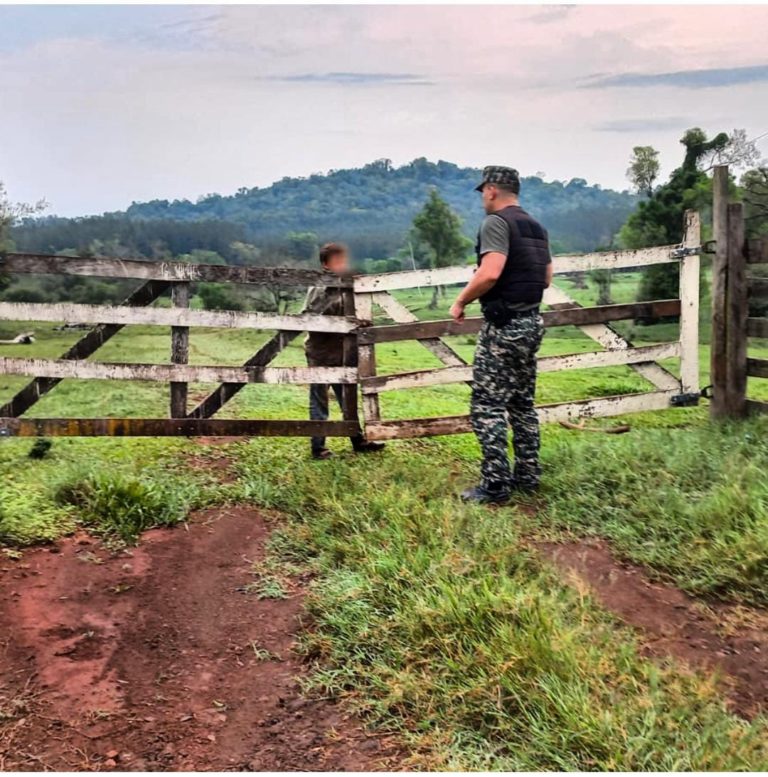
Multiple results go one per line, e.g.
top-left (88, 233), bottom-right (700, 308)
top-left (1, 4), bottom-right (767, 217)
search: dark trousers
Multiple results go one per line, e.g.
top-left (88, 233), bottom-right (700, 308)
top-left (309, 382), bottom-right (364, 453)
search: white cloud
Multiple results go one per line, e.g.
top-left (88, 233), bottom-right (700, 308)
top-left (0, 5), bottom-right (766, 216)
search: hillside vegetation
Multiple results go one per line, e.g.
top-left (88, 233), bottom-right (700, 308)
top-left (12, 158), bottom-right (636, 261)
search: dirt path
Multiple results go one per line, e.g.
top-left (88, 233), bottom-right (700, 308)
top-left (0, 507), bottom-right (401, 771)
top-left (541, 539), bottom-right (768, 719)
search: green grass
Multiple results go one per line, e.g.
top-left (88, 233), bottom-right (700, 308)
top-left (2, 270), bottom-right (768, 767)
top-left (226, 435), bottom-right (768, 770)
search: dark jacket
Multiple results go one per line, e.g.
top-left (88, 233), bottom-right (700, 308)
top-left (303, 287), bottom-right (353, 368)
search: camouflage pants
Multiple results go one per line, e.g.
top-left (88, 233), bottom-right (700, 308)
top-left (470, 315), bottom-right (544, 490)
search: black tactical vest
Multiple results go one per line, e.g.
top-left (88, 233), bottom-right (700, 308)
top-left (476, 205), bottom-right (550, 305)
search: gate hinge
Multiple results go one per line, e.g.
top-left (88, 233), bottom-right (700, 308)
top-left (670, 385), bottom-right (713, 407)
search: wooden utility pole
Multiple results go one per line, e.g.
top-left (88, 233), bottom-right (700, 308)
top-left (710, 166), bottom-right (730, 419)
top-left (725, 202), bottom-right (747, 418)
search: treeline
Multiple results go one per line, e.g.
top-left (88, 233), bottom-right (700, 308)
top-left (12, 158), bottom-right (637, 261)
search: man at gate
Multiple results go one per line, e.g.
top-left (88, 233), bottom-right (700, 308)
top-left (449, 166), bottom-right (553, 504)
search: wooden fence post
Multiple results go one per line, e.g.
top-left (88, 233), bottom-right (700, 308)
top-left (725, 202), bottom-right (748, 418)
top-left (710, 165), bottom-right (730, 419)
top-left (354, 292), bottom-right (381, 429)
top-left (341, 286), bottom-right (361, 436)
top-left (170, 282), bottom-right (190, 418)
top-left (679, 210), bottom-right (700, 394)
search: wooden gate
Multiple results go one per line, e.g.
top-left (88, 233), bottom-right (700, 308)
top-left (355, 210), bottom-right (701, 439)
top-left (0, 212), bottom-right (702, 439)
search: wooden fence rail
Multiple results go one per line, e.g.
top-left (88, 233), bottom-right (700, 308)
top-left (0, 215), bottom-right (703, 438)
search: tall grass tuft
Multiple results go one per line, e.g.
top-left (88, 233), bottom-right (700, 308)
top-left (54, 467), bottom-right (197, 542)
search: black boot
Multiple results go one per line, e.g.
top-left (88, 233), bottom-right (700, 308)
top-left (460, 484), bottom-right (510, 505)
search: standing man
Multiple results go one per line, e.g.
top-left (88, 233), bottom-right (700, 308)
top-left (305, 242), bottom-right (385, 460)
top-left (450, 166), bottom-right (553, 504)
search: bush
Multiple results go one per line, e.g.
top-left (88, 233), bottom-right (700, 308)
top-left (54, 469), bottom-right (195, 542)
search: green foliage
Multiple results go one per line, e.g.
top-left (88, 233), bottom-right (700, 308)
top-left (627, 146), bottom-right (660, 197)
top-left (620, 128), bottom-right (723, 309)
top-left (198, 282), bottom-right (244, 311)
top-left (13, 159), bottom-right (637, 262)
top-left (412, 189), bottom-right (471, 269)
top-left (53, 467), bottom-right (198, 542)
top-left (743, 167), bottom-right (768, 238)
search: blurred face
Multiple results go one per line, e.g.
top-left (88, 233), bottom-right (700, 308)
top-left (324, 250), bottom-right (350, 275)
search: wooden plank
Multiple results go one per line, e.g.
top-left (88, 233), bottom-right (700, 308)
top-left (747, 238), bottom-right (768, 264)
top-left (354, 293), bottom-right (381, 424)
top-left (0, 301), bottom-right (357, 334)
top-left (710, 165), bottom-right (730, 420)
top-left (747, 318), bottom-right (768, 338)
top-left (0, 279), bottom-right (169, 418)
top-left (0, 417), bottom-right (359, 438)
top-left (340, 287), bottom-right (361, 434)
top-left (0, 357), bottom-right (356, 385)
top-left (170, 283), bottom-right (189, 418)
top-left (748, 277), bottom-right (768, 299)
top-left (363, 390), bottom-right (679, 440)
top-left (546, 287), bottom-right (680, 392)
top-left (357, 299), bottom-right (682, 344)
top-left (186, 290), bottom-right (336, 419)
top-left (2, 253), bottom-right (351, 287)
top-left (725, 202), bottom-right (748, 418)
top-left (678, 210), bottom-right (701, 393)
top-left (746, 358), bottom-right (768, 378)
top-left (746, 399), bottom-right (768, 415)
top-left (360, 343), bottom-right (681, 394)
top-left (370, 292), bottom-right (466, 367)
top-left (353, 245), bottom-right (679, 293)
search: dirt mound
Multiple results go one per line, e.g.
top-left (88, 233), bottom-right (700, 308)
top-left (541, 539), bottom-right (768, 719)
top-left (0, 507), bottom-right (400, 771)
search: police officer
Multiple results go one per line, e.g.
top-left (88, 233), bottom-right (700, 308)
top-left (449, 166), bottom-right (553, 504)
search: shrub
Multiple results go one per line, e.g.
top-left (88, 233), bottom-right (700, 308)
top-left (54, 469), bottom-right (195, 542)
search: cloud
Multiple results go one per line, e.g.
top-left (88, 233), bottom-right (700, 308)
top-left (266, 72), bottom-right (433, 86)
top-left (585, 63), bottom-right (768, 90)
top-left (526, 5), bottom-right (576, 25)
top-left (594, 117), bottom-right (690, 133)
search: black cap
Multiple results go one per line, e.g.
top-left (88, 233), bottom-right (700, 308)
top-left (474, 165), bottom-right (521, 193)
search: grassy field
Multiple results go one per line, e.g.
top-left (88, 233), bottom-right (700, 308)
top-left (2, 271), bottom-right (768, 768)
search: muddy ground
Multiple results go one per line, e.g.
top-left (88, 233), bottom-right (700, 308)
top-left (0, 507), bottom-right (401, 771)
top-left (541, 540), bottom-right (768, 719)
top-left (3, 507), bottom-right (768, 771)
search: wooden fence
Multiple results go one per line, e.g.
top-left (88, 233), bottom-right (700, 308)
top-left (710, 165), bottom-right (768, 419)
top-left (0, 214), bottom-right (703, 439)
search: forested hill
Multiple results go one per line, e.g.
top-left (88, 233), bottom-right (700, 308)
top-left (13, 158), bottom-right (637, 261)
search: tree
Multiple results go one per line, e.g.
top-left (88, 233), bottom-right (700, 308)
top-left (700, 129), bottom-right (763, 173)
top-left (743, 167), bottom-right (768, 237)
top-left (0, 182), bottom-right (46, 292)
top-left (0, 182), bottom-right (46, 249)
top-left (627, 146), bottom-right (660, 197)
top-left (619, 128), bottom-right (725, 312)
top-left (412, 189), bottom-right (471, 308)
